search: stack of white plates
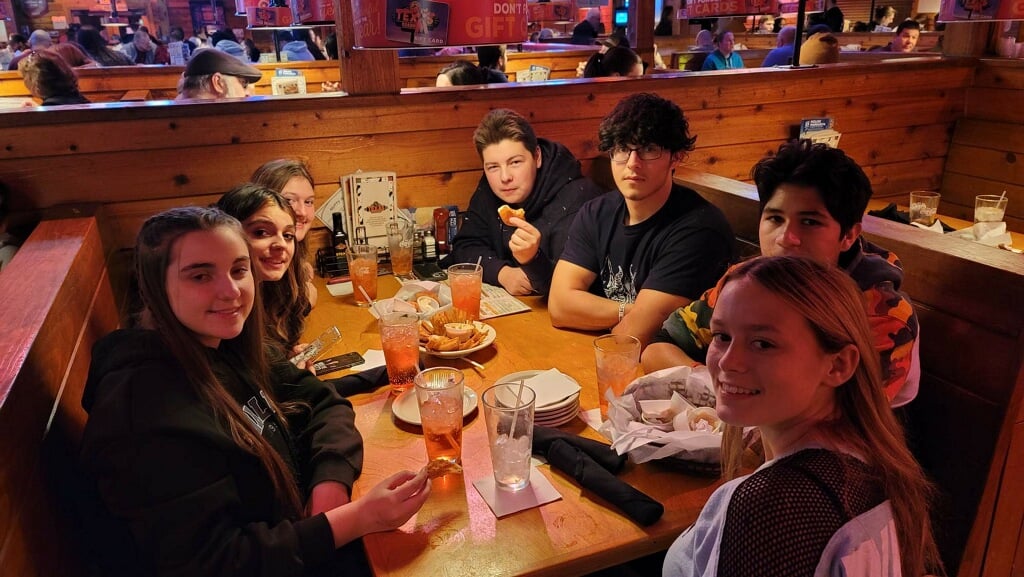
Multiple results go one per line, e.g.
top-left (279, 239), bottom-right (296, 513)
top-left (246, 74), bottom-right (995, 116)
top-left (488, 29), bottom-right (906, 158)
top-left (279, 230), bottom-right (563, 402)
top-left (497, 369), bottom-right (582, 428)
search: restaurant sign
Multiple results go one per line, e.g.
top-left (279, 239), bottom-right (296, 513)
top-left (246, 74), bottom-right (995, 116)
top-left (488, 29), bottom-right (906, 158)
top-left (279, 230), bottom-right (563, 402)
top-left (685, 0), bottom-right (778, 18)
top-left (938, 0), bottom-right (1024, 21)
top-left (352, 0), bottom-right (529, 48)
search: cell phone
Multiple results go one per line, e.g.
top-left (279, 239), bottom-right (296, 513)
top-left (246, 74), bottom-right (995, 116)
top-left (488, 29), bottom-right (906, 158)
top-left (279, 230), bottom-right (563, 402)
top-left (290, 326), bottom-right (341, 367)
top-left (312, 352), bottom-right (366, 375)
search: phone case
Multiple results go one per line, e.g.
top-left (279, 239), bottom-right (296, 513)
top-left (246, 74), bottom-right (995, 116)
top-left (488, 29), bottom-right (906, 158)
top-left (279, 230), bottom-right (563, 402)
top-left (290, 326), bottom-right (341, 366)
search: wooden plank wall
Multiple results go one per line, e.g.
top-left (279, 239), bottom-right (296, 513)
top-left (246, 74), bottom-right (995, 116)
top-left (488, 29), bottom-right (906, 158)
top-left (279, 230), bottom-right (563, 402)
top-left (0, 48), bottom-right (598, 102)
top-left (942, 59), bottom-right (1024, 233)
top-left (0, 213), bottom-right (119, 577)
top-left (0, 58), bottom-right (973, 253)
top-left (672, 167), bottom-right (1024, 577)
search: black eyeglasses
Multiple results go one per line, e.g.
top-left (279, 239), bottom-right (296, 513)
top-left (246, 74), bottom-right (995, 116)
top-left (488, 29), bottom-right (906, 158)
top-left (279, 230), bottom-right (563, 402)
top-left (609, 144), bottom-right (665, 163)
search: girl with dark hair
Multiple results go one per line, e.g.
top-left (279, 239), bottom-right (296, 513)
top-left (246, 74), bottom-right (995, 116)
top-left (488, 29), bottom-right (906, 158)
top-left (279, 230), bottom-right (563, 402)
top-left (215, 183), bottom-right (310, 354)
top-left (663, 256), bottom-right (941, 577)
top-left (582, 45), bottom-right (644, 78)
top-left (251, 159), bottom-right (319, 309)
top-left (76, 28), bottom-right (134, 66)
top-left (81, 206), bottom-right (429, 576)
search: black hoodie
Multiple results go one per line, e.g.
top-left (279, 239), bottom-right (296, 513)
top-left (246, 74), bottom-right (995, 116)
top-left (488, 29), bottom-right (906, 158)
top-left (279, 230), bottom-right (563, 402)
top-left (444, 138), bottom-right (605, 295)
top-left (80, 329), bottom-right (363, 576)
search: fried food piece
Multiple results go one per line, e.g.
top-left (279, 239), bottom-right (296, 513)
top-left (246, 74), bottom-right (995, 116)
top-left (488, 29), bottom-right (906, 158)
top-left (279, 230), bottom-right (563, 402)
top-left (423, 460), bottom-right (463, 479)
top-left (420, 310), bottom-right (490, 352)
top-left (498, 204), bottom-right (525, 226)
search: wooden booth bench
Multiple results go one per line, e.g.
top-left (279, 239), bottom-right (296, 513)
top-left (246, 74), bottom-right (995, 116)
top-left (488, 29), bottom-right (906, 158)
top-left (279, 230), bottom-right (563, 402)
top-left (675, 167), bottom-right (1024, 577)
top-left (0, 208), bottom-right (120, 576)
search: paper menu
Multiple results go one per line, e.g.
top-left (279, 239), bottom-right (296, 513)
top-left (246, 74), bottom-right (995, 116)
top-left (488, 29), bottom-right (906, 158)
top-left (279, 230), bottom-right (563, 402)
top-left (476, 283), bottom-right (531, 320)
top-left (314, 171), bottom-right (397, 249)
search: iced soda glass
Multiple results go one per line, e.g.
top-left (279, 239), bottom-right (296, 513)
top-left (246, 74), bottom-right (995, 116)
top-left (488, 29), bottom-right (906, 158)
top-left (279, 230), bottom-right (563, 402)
top-left (482, 383), bottom-right (536, 492)
top-left (594, 334), bottom-right (640, 419)
top-left (387, 220), bottom-right (415, 280)
top-left (348, 244), bottom-right (378, 306)
top-left (379, 312), bottom-right (420, 395)
top-left (448, 263), bottom-right (483, 320)
top-left (909, 191), bottom-right (941, 226)
top-left (414, 367), bottom-right (465, 468)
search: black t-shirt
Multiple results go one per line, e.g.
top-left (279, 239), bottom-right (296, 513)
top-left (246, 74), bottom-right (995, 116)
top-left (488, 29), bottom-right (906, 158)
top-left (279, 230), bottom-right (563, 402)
top-left (559, 185), bottom-right (734, 302)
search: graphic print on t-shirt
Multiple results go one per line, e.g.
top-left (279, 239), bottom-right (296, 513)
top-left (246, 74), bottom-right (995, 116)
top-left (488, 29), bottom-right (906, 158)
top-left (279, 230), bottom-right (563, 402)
top-left (602, 256), bottom-right (637, 303)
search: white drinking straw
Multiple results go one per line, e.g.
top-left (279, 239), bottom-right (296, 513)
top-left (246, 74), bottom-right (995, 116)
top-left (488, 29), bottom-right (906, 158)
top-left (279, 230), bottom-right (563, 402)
top-left (508, 379), bottom-right (526, 438)
top-left (1000, 190), bottom-right (1007, 201)
top-left (358, 285), bottom-right (385, 318)
top-left (475, 255), bottom-right (482, 268)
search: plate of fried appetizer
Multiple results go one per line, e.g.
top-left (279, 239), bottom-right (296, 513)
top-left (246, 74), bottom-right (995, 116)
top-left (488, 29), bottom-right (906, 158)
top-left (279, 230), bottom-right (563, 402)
top-left (418, 309), bottom-right (496, 358)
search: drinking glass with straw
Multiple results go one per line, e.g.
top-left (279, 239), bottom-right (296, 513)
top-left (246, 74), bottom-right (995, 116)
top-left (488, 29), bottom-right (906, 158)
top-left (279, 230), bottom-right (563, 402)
top-left (482, 379), bottom-right (536, 491)
top-left (414, 367), bottom-right (465, 471)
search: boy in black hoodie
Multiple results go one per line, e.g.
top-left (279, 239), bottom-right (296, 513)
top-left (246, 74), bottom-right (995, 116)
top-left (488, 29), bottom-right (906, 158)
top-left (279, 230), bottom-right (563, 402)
top-left (445, 108), bottom-right (604, 296)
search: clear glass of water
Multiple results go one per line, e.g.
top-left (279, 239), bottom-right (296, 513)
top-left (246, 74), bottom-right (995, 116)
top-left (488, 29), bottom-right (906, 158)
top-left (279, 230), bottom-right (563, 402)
top-left (482, 383), bottom-right (536, 491)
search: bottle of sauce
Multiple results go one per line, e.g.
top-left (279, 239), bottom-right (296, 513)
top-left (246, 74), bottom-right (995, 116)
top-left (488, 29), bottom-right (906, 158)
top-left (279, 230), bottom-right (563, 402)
top-left (332, 212), bottom-right (348, 265)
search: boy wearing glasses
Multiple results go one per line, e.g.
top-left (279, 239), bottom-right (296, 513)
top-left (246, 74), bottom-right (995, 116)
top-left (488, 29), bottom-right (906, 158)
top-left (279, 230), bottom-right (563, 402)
top-left (549, 93), bottom-right (733, 345)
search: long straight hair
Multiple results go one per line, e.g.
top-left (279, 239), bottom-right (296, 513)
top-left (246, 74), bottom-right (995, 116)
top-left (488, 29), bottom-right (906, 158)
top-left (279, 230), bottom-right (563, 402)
top-left (216, 183), bottom-right (308, 351)
top-left (717, 256), bottom-right (942, 577)
top-left (135, 206), bottom-right (303, 517)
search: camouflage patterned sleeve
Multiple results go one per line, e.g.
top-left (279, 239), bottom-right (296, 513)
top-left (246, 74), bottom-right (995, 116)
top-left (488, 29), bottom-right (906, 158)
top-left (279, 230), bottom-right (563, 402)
top-left (658, 285), bottom-right (719, 365)
top-left (863, 281), bottom-right (920, 403)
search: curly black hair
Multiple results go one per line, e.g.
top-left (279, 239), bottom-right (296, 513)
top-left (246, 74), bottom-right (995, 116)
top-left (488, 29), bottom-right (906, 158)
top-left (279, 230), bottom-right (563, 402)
top-left (597, 92), bottom-right (696, 153)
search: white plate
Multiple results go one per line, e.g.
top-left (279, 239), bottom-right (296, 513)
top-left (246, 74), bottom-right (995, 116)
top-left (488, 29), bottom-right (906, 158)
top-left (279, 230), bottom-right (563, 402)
top-left (496, 370), bottom-right (582, 411)
top-left (391, 388), bottom-right (479, 426)
top-left (419, 322), bottom-right (496, 359)
top-left (536, 408), bottom-right (580, 427)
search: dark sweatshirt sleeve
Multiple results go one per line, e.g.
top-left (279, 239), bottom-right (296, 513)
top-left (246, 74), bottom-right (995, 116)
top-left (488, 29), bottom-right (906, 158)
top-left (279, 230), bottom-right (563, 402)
top-left (81, 365), bottom-right (338, 577)
top-left (272, 361), bottom-right (364, 491)
top-left (448, 178), bottom-right (515, 286)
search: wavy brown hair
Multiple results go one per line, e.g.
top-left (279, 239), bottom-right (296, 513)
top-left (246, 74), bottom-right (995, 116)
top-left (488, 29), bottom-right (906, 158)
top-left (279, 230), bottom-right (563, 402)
top-left (717, 256), bottom-right (942, 577)
top-left (135, 206), bottom-right (303, 516)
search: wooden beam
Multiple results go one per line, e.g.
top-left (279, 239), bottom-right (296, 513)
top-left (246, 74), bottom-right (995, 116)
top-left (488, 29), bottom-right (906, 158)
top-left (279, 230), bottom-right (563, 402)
top-left (333, 0), bottom-right (401, 95)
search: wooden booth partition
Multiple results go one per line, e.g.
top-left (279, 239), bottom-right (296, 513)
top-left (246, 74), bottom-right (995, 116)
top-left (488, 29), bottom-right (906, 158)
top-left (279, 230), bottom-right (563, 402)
top-left (0, 57), bottom-right (974, 255)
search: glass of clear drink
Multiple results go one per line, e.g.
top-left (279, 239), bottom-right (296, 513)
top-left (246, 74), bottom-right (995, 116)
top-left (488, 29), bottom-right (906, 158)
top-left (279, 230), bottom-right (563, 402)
top-left (387, 220), bottom-right (415, 280)
top-left (447, 263), bottom-right (483, 320)
top-left (975, 195), bottom-right (1008, 223)
top-left (482, 383), bottom-right (536, 492)
top-left (414, 367), bottom-right (465, 471)
top-left (594, 334), bottom-right (641, 419)
top-left (909, 191), bottom-right (941, 226)
top-left (348, 244), bottom-right (378, 306)
top-left (379, 312), bottom-right (420, 395)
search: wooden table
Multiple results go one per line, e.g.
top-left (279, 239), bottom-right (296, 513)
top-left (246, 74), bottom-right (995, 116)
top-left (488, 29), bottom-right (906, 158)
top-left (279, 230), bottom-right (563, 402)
top-left (867, 199), bottom-right (1024, 251)
top-left (303, 276), bottom-right (721, 577)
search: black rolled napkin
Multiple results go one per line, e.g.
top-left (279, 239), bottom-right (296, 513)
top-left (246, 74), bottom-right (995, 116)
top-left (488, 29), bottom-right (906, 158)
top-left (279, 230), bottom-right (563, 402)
top-left (532, 426), bottom-right (627, 473)
top-left (868, 202), bottom-right (955, 232)
top-left (327, 365), bottom-right (389, 397)
top-left (545, 438), bottom-right (665, 526)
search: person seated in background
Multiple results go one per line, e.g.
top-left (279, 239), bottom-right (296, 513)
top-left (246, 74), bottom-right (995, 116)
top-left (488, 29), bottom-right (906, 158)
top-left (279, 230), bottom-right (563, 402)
top-left (582, 45), bottom-right (644, 78)
top-left (325, 32), bottom-right (338, 59)
top-left (278, 30), bottom-right (315, 62)
top-left (661, 256), bottom-right (942, 577)
top-left (53, 42), bottom-right (97, 68)
top-left (884, 19), bottom-right (921, 52)
top-left (251, 158), bottom-right (320, 309)
top-left (549, 93), bottom-right (733, 345)
top-left (800, 31), bottom-right (841, 64)
top-left (435, 60), bottom-right (485, 86)
top-left (701, 31), bottom-right (744, 70)
top-left (655, 5), bottom-right (675, 36)
top-left (8, 29), bottom-right (51, 71)
top-left (761, 25), bottom-right (797, 66)
top-left (870, 5), bottom-right (896, 32)
top-left (18, 50), bottom-right (91, 106)
top-left (571, 7), bottom-right (602, 45)
top-left (77, 28), bottom-right (134, 67)
top-left (123, 30), bottom-right (170, 65)
top-left (242, 38), bottom-right (261, 64)
top-left (212, 28), bottom-right (252, 63)
top-left (691, 29), bottom-right (715, 51)
top-left (445, 109), bottom-right (603, 296)
top-left (643, 140), bottom-right (920, 407)
top-left (176, 48), bottom-right (262, 100)
top-left (755, 14), bottom-right (774, 33)
top-left (80, 206), bottom-right (429, 577)
top-left (294, 28), bottom-right (326, 60)
top-left (825, 0), bottom-right (846, 32)
top-left (168, 26), bottom-right (191, 64)
top-left (476, 45), bottom-right (507, 83)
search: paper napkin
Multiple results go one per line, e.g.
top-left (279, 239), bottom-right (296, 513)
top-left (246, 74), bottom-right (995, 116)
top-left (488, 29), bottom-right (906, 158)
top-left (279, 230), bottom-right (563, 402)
top-left (523, 369), bottom-right (582, 409)
top-left (472, 467), bottom-right (561, 518)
